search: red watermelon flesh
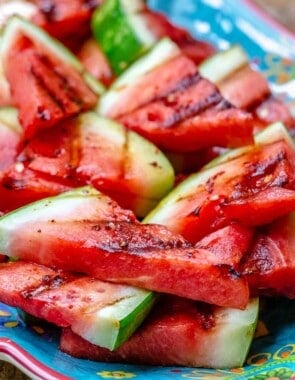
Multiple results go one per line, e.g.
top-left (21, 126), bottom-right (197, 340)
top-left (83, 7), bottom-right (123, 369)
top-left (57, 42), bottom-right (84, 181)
top-left (59, 295), bottom-right (257, 368)
top-left (218, 65), bottom-right (270, 110)
top-left (60, 297), bottom-right (217, 366)
top-left (77, 38), bottom-right (114, 86)
top-left (0, 260), bottom-right (154, 346)
top-left (196, 223), bottom-right (254, 267)
top-left (102, 54), bottom-right (197, 119)
top-left (254, 96), bottom-right (295, 133)
top-left (4, 36), bottom-right (97, 138)
top-left (141, 10), bottom-right (216, 65)
top-left (3, 218), bottom-right (249, 309)
top-left (0, 165), bottom-right (74, 214)
top-left (119, 87), bottom-right (253, 152)
top-left (31, 0), bottom-right (101, 49)
top-left (242, 212), bottom-right (295, 298)
top-left (0, 119), bottom-right (22, 172)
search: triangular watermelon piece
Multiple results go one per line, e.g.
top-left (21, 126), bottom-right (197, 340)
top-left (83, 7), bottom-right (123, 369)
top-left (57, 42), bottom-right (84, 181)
top-left (242, 211), bottom-right (295, 298)
top-left (0, 260), bottom-right (156, 350)
top-left (60, 295), bottom-right (259, 368)
top-left (0, 187), bottom-right (249, 309)
top-left (1, 17), bottom-right (101, 138)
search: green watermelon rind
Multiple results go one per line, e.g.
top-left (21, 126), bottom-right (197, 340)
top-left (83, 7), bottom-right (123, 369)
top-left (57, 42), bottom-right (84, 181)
top-left (91, 0), bottom-right (156, 75)
top-left (80, 290), bottom-right (157, 350)
top-left (0, 106), bottom-right (21, 134)
top-left (210, 297), bottom-right (259, 368)
top-left (0, 187), bottom-right (157, 350)
top-left (143, 122), bottom-right (293, 225)
top-left (199, 44), bottom-right (249, 84)
top-left (97, 37), bottom-right (180, 117)
top-left (76, 112), bottom-right (175, 217)
top-left (204, 121), bottom-right (294, 169)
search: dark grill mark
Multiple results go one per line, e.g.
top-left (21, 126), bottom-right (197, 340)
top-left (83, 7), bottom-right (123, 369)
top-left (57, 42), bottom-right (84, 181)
top-left (31, 54), bottom-right (87, 116)
top-left (196, 302), bottom-right (216, 330)
top-left (21, 274), bottom-right (68, 299)
top-left (205, 171), bottom-right (225, 194)
top-left (229, 148), bottom-right (290, 201)
top-left (216, 264), bottom-right (241, 280)
top-left (90, 221), bottom-right (190, 253)
top-left (2, 177), bottom-right (25, 190)
top-left (162, 89), bottom-right (223, 128)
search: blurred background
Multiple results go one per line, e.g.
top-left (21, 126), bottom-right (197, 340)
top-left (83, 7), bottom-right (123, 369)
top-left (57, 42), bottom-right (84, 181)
top-left (254, 0), bottom-right (295, 32)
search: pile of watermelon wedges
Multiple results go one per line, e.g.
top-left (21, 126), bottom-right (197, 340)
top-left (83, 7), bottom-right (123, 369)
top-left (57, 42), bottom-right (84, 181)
top-left (0, 0), bottom-right (295, 370)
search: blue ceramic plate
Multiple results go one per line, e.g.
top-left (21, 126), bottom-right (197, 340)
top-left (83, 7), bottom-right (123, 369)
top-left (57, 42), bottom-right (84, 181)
top-left (1, 1), bottom-right (295, 379)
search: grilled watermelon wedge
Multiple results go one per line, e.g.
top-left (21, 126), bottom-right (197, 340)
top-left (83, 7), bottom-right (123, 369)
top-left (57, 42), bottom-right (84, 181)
top-left (60, 296), bottom-right (259, 368)
top-left (19, 112), bottom-right (175, 217)
top-left (0, 187), bottom-right (249, 309)
top-left (242, 211), bottom-right (295, 298)
top-left (144, 122), bottom-right (295, 242)
top-left (0, 261), bottom-right (156, 350)
top-left (1, 16), bottom-right (103, 138)
top-left (98, 38), bottom-right (253, 153)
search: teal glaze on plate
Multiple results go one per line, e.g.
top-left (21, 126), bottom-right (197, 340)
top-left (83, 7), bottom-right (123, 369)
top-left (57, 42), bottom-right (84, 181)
top-left (1, 299), bottom-right (295, 379)
top-left (1, 1), bottom-right (295, 379)
top-left (150, 0), bottom-right (295, 102)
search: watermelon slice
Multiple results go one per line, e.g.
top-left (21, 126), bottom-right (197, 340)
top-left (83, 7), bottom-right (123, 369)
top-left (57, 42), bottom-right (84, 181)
top-left (199, 45), bottom-right (294, 130)
top-left (218, 65), bottom-right (270, 110)
top-left (242, 211), bottom-right (295, 298)
top-left (199, 44), bottom-right (270, 109)
top-left (19, 111), bottom-right (175, 217)
top-left (1, 17), bottom-right (103, 137)
top-left (0, 261), bottom-right (156, 350)
top-left (98, 38), bottom-right (190, 118)
top-left (0, 187), bottom-right (249, 309)
top-left (144, 122), bottom-right (295, 241)
top-left (98, 39), bottom-right (253, 153)
top-left (60, 295), bottom-right (259, 368)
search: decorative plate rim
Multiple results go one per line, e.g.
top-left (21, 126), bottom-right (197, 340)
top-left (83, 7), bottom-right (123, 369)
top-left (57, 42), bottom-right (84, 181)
top-left (242, 0), bottom-right (295, 41)
top-left (0, 338), bottom-right (71, 380)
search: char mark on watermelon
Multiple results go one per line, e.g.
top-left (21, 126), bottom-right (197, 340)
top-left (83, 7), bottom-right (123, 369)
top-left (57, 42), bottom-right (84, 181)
top-left (118, 75), bottom-right (253, 152)
top-left (0, 165), bottom-right (74, 214)
top-left (3, 33), bottom-right (98, 138)
top-left (0, 260), bottom-right (156, 349)
top-left (1, 218), bottom-right (249, 308)
top-left (241, 212), bottom-right (295, 298)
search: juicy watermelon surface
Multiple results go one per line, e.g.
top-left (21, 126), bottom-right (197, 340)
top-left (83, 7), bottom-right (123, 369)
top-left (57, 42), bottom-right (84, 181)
top-left (1, 218), bottom-right (249, 309)
top-left (0, 0), bottom-right (295, 376)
